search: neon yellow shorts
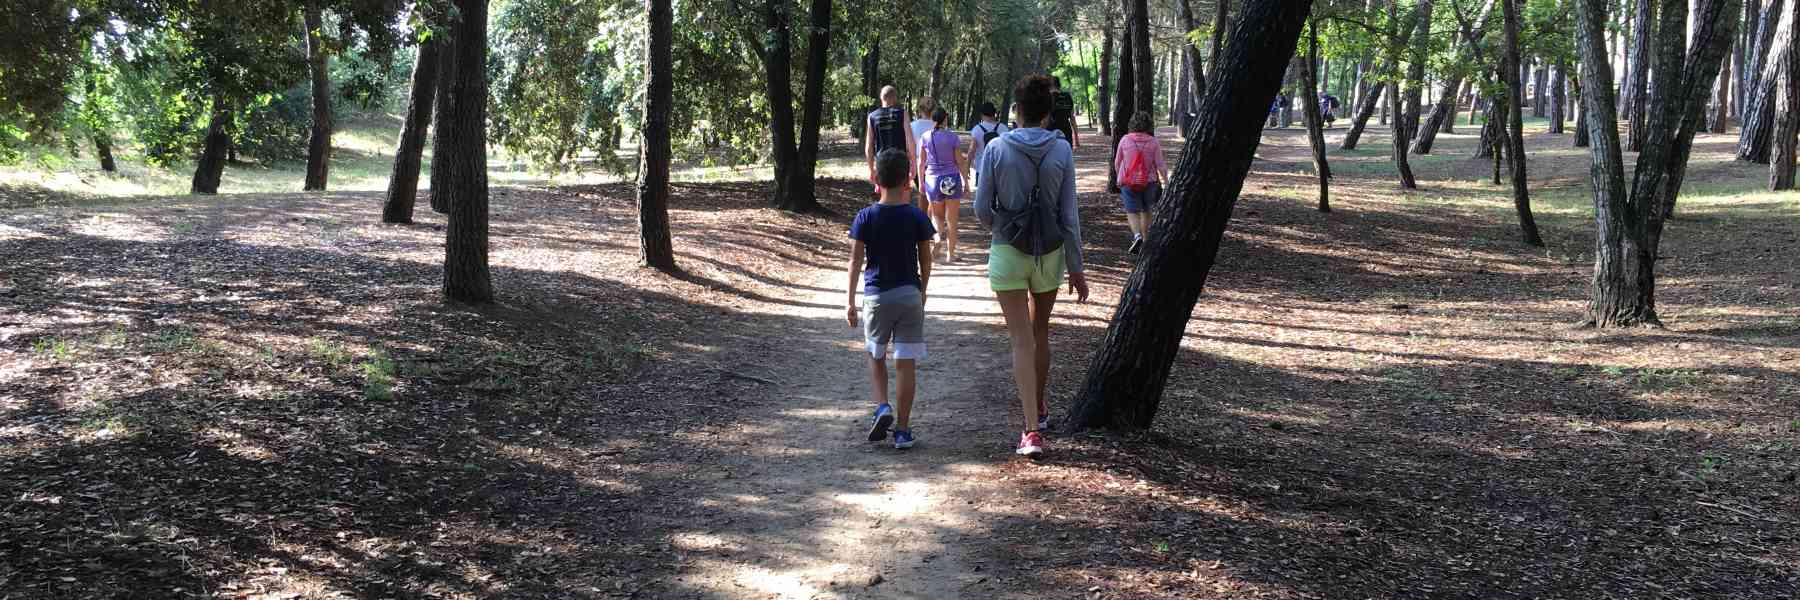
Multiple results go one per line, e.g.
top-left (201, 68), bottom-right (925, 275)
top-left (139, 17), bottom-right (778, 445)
top-left (988, 243), bottom-right (1065, 294)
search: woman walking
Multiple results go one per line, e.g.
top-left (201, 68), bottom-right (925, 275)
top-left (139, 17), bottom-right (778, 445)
top-left (1111, 111), bottom-right (1169, 255)
top-left (974, 75), bottom-right (1088, 457)
top-left (917, 109), bottom-right (967, 262)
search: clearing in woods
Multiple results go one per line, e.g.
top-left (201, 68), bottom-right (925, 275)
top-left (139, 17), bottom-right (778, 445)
top-left (2, 124), bottom-right (1797, 599)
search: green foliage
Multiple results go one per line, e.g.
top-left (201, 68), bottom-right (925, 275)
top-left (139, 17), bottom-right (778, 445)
top-left (488, 0), bottom-right (638, 174)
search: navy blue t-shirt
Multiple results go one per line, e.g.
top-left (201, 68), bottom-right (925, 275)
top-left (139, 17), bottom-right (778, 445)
top-left (849, 203), bottom-right (936, 295)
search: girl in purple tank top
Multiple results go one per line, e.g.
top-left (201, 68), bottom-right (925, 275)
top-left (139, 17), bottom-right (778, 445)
top-left (916, 109), bottom-right (967, 262)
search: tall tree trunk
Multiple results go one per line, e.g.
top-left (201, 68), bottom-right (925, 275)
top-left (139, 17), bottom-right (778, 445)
top-left (862, 38), bottom-right (881, 98)
top-left (1281, 59), bottom-right (1298, 127)
top-left (1574, 0), bottom-right (1740, 328)
top-left (428, 24), bottom-right (459, 214)
top-left (965, 48), bottom-right (986, 127)
top-left (928, 43), bottom-right (948, 100)
top-left (1533, 63), bottom-right (1549, 116)
top-left (191, 96), bottom-right (230, 194)
top-left (1402, 0), bottom-right (1434, 143)
top-left (1551, 61), bottom-right (1569, 133)
top-left (384, 38), bottom-right (442, 224)
top-left (1070, 0), bottom-right (1314, 431)
top-left (1340, 81), bottom-right (1386, 149)
top-left (754, 0), bottom-right (800, 209)
top-left (1100, 8), bottom-right (1115, 136)
top-left (1302, 18), bottom-right (1332, 212)
top-left (1177, 0), bottom-right (1207, 131)
top-left (441, 0), bottom-right (493, 304)
top-left (1502, 0), bottom-right (1546, 246)
top-left (1711, 41), bottom-right (1731, 131)
top-left (1110, 22), bottom-right (1138, 193)
top-left (93, 134), bottom-right (116, 172)
top-left (1741, 0), bottom-right (1793, 161)
top-left (1477, 91), bottom-right (1500, 158)
top-left (1131, 0), bottom-right (1155, 118)
top-left (1626, 0), bottom-right (1656, 150)
top-left (303, 3), bottom-right (333, 192)
top-left (781, 0), bottom-right (830, 213)
top-left (638, 0), bottom-right (677, 271)
top-left (1211, 0), bottom-right (1231, 64)
top-left (1774, 5), bottom-right (1800, 187)
top-left (1574, 73), bottom-right (1592, 146)
top-left (1389, 0), bottom-right (1426, 189)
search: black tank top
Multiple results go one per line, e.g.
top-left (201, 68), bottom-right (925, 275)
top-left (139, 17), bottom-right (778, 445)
top-left (870, 107), bottom-right (907, 153)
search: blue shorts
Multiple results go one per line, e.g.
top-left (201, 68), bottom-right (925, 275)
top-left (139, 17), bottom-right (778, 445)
top-left (1121, 181), bottom-right (1161, 213)
top-left (925, 173), bottom-right (964, 203)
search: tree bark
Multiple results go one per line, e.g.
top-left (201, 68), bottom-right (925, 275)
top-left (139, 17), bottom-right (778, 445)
top-left (1070, 0), bottom-right (1315, 431)
top-left (1413, 75), bottom-right (1464, 153)
top-left (1774, 5), bottom-right (1800, 187)
top-left (1551, 62), bottom-right (1569, 133)
top-left (1100, 8), bottom-right (1115, 136)
top-left (1533, 63), bottom-right (1549, 116)
top-left (928, 43), bottom-right (948, 100)
top-left (1302, 18), bottom-right (1332, 212)
top-left (1109, 21), bottom-right (1137, 193)
top-left (1573, 73), bottom-right (1593, 146)
top-left (1477, 91), bottom-right (1500, 158)
top-left (1711, 40), bottom-right (1731, 131)
top-left (441, 0), bottom-right (493, 304)
top-left (1402, 0), bottom-right (1434, 143)
top-left (1740, 0), bottom-right (1793, 161)
top-left (93, 134), bottom-right (116, 172)
top-left (1502, 0), bottom-right (1546, 246)
top-left (780, 0), bottom-right (830, 213)
top-left (1625, 0), bottom-right (1654, 151)
top-left (1177, 0), bottom-right (1207, 132)
top-left (384, 38), bottom-right (442, 224)
top-left (191, 96), bottom-right (230, 194)
top-left (303, 3), bottom-right (333, 192)
top-left (1131, 0), bottom-right (1155, 118)
top-left (1340, 81), bottom-right (1386, 149)
top-left (428, 23), bottom-right (459, 214)
top-left (638, 0), bottom-right (678, 271)
top-left (862, 38), bottom-right (880, 98)
top-left (1574, 0), bottom-right (1740, 327)
top-left (1211, 0), bottom-right (1231, 64)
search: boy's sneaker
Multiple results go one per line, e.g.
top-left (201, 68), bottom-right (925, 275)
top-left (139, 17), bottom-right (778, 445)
top-left (893, 429), bottom-right (916, 449)
top-left (1128, 237), bottom-right (1143, 255)
top-left (867, 403), bottom-right (894, 442)
top-left (1016, 431), bottom-right (1045, 457)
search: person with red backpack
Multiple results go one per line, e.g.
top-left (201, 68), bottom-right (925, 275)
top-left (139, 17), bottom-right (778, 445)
top-left (1112, 111), bottom-right (1169, 255)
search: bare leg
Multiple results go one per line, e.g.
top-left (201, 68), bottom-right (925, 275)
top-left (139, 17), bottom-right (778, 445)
top-left (869, 355), bottom-right (888, 407)
top-left (995, 290), bottom-right (1038, 431)
top-left (927, 201), bottom-right (947, 245)
top-left (1030, 290), bottom-right (1059, 416)
top-left (894, 359), bottom-right (916, 429)
top-left (942, 200), bottom-right (961, 260)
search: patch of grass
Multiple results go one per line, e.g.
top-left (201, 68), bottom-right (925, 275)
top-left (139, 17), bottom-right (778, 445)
top-left (1633, 368), bottom-right (1706, 390)
top-left (360, 348), bottom-right (397, 401)
top-left (307, 337), bottom-right (354, 367)
top-left (170, 219), bottom-right (198, 235)
top-left (32, 336), bottom-right (75, 360)
top-left (150, 327), bottom-right (200, 353)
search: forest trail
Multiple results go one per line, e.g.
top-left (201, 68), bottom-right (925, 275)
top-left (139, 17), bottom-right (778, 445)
top-left (666, 239), bottom-right (1038, 599)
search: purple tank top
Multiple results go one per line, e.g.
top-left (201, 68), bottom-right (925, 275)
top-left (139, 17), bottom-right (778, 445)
top-left (922, 129), bottom-right (960, 177)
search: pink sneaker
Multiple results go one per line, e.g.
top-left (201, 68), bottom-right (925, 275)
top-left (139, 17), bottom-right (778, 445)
top-left (1016, 431), bottom-right (1045, 457)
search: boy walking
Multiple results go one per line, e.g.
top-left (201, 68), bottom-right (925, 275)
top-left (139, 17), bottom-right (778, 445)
top-left (847, 148), bottom-right (936, 449)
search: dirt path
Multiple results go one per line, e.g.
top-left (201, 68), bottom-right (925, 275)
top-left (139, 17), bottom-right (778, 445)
top-left (665, 237), bottom-right (1040, 599)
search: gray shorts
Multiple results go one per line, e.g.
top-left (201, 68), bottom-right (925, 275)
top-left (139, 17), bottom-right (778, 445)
top-left (862, 285), bottom-right (926, 360)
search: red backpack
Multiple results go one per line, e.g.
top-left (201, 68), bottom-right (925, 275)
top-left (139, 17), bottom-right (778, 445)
top-left (1121, 137), bottom-right (1155, 193)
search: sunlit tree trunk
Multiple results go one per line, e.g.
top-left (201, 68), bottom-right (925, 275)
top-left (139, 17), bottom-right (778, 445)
top-left (1502, 0), bottom-right (1545, 246)
top-left (1100, 8), bottom-right (1114, 136)
top-left (428, 24), bottom-right (458, 214)
top-left (441, 0), bottom-right (494, 303)
top-left (191, 96), bottom-right (230, 194)
top-left (1302, 17), bottom-right (1332, 212)
top-left (638, 0), bottom-right (677, 271)
top-left (384, 38), bottom-right (441, 224)
top-left (1740, 0), bottom-right (1793, 161)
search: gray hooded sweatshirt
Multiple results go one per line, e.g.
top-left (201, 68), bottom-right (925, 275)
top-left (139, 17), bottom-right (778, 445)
top-left (973, 127), bottom-right (1084, 275)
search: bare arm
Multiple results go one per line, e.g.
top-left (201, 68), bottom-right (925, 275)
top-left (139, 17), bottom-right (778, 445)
top-left (916, 240), bottom-right (934, 306)
top-left (846, 240), bottom-right (865, 326)
top-left (864, 115), bottom-right (876, 182)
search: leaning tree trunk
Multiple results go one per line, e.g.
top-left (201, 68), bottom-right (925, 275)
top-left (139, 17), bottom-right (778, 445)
top-left (1109, 22), bottom-right (1138, 193)
top-left (428, 24), bottom-right (459, 214)
top-left (638, 0), bottom-right (677, 271)
top-left (1070, 0), bottom-right (1314, 431)
top-left (1740, 0), bottom-right (1794, 161)
top-left (1302, 18), bottom-right (1332, 212)
top-left (303, 3), bottom-right (333, 192)
top-left (1413, 74), bottom-right (1465, 153)
top-left (440, 0), bottom-right (493, 304)
top-left (1774, 7), bottom-right (1800, 188)
top-left (191, 96), bottom-right (231, 194)
top-left (1502, 0), bottom-right (1545, 246)
top-left (1340, 78), bottom-right (1386, 149)
top-left (780, 0), bottom-right (831, 213)
top-left (384, 38), bottom-right (442, 224)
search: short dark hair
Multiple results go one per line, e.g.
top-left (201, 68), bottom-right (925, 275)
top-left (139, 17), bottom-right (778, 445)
top-left (1013, 75), bottom-right (1055, 127)
top-left (1129, 111), bottom-right (1153, 134)
top-left (979, 101), bottom-right (997, 117)
top-left (875, 148), bottom-right (910, 189)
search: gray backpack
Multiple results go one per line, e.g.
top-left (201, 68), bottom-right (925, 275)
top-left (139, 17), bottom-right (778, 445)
top-left (993, 139), bottom-right (1065, 257)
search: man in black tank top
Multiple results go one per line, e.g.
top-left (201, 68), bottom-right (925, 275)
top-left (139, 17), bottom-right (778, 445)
top-left (865, 85), bottom-right (919, 196)
top-left (1048, 76), bottom-right (1080, 149)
